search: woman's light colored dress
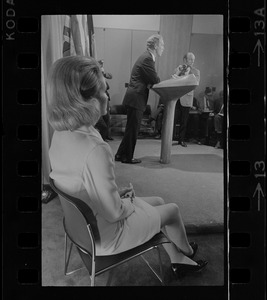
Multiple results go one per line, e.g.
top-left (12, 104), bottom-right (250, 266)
top-left (49, 126), bottom-right (161, 255)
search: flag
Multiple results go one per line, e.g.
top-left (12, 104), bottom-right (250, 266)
top-left (70, 15), bottom-right (83, 56)
top-left (82, 15), bottom-right (90, 57)
top-left (87, 15), bottom-right (97, 59)
top-left (63, 15), bottom-right (97, 58)
top-left (62, 15), bottom-right (80, 56)
top-left (63, 15), bottom-right (71, 57)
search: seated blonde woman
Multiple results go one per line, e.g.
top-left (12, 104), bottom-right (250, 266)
top-left (47, 56), bottom-right (208, 278)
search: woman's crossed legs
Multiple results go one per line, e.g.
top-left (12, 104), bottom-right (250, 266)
top-left (141, 197), bottom-right (197, 265)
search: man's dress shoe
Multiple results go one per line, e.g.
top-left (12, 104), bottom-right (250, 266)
top-left (178, 141), bottom-right (187, 147)
top-left (171, 260), bottom-right (208, 278)
top-left (121, 158), bottom-right (142, 164)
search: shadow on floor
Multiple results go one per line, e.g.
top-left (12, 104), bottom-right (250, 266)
top-left (137, 154), bottom-right (223, 173)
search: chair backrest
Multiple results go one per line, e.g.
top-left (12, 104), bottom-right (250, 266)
top-left (49, 177), bottom-right (100, 257)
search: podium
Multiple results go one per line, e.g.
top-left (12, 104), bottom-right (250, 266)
top-left (152, 74), bottom-right (199, 164)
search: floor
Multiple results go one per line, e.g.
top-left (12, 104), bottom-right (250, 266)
top-left (110, 136), bottom-right (224, 230)
top-left (42, 136), bottom-right (225, 286)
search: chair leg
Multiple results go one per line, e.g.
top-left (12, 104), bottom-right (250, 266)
top-left (106, 268), bottom-right (115, 286)
top-left (64, 233), bottom-right (73, 275)
top-left (141, 247), bottom-right (165, 286)
top-left (156, 246), bottom-right (165, 286)
top-left (64, 234), bottom-right (85, 276)
top-left (90, 275), bottom-right (95, 287)
top-left (89, 258), bottom-right (96, 287)
top-left (90, 267), bottom-right (96, 287)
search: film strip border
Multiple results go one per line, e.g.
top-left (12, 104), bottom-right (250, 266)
top-left (2, 2), bottom-right (265, 299)
top-left (3, 9), bottom-right (41, 291)
top-left (228, 1), bottom-right (265, 299)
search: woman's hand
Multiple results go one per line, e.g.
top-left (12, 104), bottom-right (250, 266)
top-left (119, 183), bottom-right (135, 199)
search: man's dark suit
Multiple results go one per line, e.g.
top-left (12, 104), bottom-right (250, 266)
top-left (116, 50), bottom-right (160, 161)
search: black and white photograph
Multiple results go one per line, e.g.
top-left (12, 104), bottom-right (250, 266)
top-left (41, 14), bottom-right (225, 287)
top-left (2, 0), bottom-right (266, 298)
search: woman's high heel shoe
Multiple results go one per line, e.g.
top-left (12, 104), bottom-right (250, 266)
top-left (187, 242), bottom-right (198, 259)
top-left (171, 260), bottom-right (208, 278)
top-left (180, 242), bottom-right (198, 259)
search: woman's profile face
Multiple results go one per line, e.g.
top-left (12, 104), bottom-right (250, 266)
top-left (97, 75), bottom-right (109, 116)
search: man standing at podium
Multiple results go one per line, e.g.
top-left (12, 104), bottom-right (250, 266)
top-left (173, 52), bottom-right (200, 147)
top-left (115, 34), bottom-right (164, 164)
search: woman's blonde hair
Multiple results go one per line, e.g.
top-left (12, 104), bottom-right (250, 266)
top-left (47, 56), bottom-right (104, 131)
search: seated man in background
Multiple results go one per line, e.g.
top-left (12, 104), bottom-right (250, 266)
top-left (145, 100), bottom-right (165, 139)
top-left (187, 97), bottom-right (201, 144)
top-left (153, 103), bottom-right (164, 139)
top-left (195, 87), bottom-right (215, 145)
top-left (213, 90), bottom-right (224, 149)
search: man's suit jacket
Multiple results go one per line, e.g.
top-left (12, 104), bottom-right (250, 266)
top-left (123, 50), bottom-right (160, 112)
top-left (196, 93), bottom-right (214, 113)
top-left (180, 66), bottom-right (200, 107)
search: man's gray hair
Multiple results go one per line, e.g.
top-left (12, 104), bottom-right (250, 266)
top-left (183, 52), bottom-right (195, 61)
top-left (146, 34), bottom-right (163, 50)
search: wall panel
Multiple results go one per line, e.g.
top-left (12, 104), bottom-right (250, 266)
top-left (190, 33), bottom-right (223, 97)
top-left (93, 15), bottom-right (160, 31)
top-left (103, 28), bottom-right (132, 105)
top-left (158, 15), bottom-right (193, 81)
top-left (94, 27), bottom-right (105, 61)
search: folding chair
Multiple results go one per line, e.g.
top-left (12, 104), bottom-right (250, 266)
top-left (49, 177), bottom-right (171, 286)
